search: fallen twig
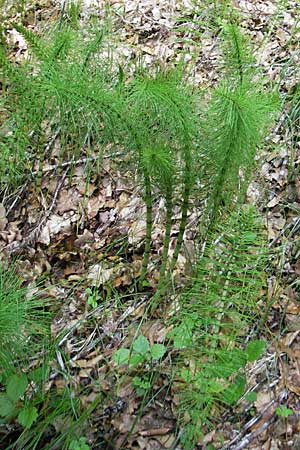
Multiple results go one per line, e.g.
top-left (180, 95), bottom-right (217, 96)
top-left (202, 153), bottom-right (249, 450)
top-left (222, 389), bottom-right (288, 450)
top-left (30, 151), bottom-right (126, 176)
top-left (5, 168), bottom-right (69, 254)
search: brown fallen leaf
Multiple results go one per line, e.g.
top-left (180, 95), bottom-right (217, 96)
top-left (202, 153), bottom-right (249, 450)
top-left (0, 204), bottom-right (8, 231)
top-left (254, 391), bottom-right (274, 410)
top-left (86, 195), bottom-right (105, 218)
top-left (139, 427), bottom-right (173, 437)
top-left (288, 371), bottom-right (300, 397)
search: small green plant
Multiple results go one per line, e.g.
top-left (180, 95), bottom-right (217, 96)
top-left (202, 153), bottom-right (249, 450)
top-left (123, 68), bottom-right (199, 287)
top-left (113, 335), bottom-right (166, 368)
top-left (69, 436), bottom-right (90, 450)
top-left (86, 287), bottom-right (101, 309)
top-left (132, 375), bottom-right (152, 396)
top-left (276, 406), bottom-right (293, 418)
top-left (168, 207), bottom-right (269, 449)
top-left (201, 23), bottom-right (278, 234)
top-left (113, 335), bottom-right (166, 396)
top-left (0, 372), bottom-right (38, 429)
top-left (0, 264), bottom-right (50, 374)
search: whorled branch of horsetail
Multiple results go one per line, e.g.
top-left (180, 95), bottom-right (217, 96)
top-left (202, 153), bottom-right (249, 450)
top-left (207, 240), bottom-right (235, 363)
top-left (168, 103), bottom-right (193, 274)
top-left (202, 90), bottom-right (247, 243)
top-left (231, 25), bottom-right (244, 86)
top-left (52, 85), bottom-right (153, 283)
top-left (206, 140), bottom-right (232, 236)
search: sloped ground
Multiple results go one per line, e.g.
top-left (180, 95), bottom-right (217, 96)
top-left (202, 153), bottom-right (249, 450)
top-left (1, 0), bottom-right (300, 449)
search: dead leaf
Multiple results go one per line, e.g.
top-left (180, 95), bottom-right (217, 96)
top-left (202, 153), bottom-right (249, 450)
top-left (56, 188), bottom-right (81, 213)
top-left (38, 214), bottom-right (73, 245)
top-left (254, 391), bottom-right (273, 410)
top-left (86, 195), bottom-right (105, 218)
top-left (0, 204), bottom-right (8, 231)
top-left (139, 427), bottom-right (173, 436)
top-left (267, 197), bottom-right (280, 208)
top-left (288, 371), bottom-right (300, 397)
top-left (77, 181), bottom-right (96, 196)
top-left (128, 220), bottom-right (147, 244)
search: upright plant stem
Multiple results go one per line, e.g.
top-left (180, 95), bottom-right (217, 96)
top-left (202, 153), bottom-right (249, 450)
top-left (231, 26), bottom-right (244, 86)
top-left (105, 104), bottom-right (154, 285)
top-left (170, 145), bottom-right (192, 273)
top-left (139, 169), bottom-right (153, 285)
top-left (158, 189), bottom-right (173, 291)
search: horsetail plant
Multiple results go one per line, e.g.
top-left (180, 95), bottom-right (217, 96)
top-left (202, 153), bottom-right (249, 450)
top-left (0, 264), bottom-right (50, 376)
top-left (168, 206), bottom-right (268, 449)
top-left (202, 23), bottom-right (278, 235)
top-left (124, 69), bottom-right (199, 287)
top-left (2, 21), bottom-right (277, 295)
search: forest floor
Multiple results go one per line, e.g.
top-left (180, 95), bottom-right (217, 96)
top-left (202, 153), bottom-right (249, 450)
top-left (1, 0), bottom-right (300, 449)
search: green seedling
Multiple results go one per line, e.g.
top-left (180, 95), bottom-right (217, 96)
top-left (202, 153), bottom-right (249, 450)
top-left (113, 335), bottom-right (166, 396)
top-left (276, 406), bottom-right (293, 418)
top-left (86, 287), bottom-right (101, 308)
top-left (132, 375), bottom-right (152, 396)
top-left (113, 335), bottom-right (166, 368)
top-left (69, 436), bottom-right (90, 450)
top-left (0, 372), bottom-right (38, 429)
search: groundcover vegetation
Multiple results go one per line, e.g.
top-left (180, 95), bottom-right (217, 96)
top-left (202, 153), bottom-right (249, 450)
top-left (0, 0), bottom-right (294, 449)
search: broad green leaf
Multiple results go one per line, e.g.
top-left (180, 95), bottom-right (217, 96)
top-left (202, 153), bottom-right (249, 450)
top-left (69, 437), bottom-right (90, 450)
top-left (129, 353), bottom-right (145, 367)
top-left (6, 374), bottom-right (28, 402)
top-left (150, 344), bottom-right (166, 360)
top-left (17, 406), bottom-right (38, 428)
top-left (132, 335), bottom-right (150, 355)
top-left (275, 406), bottom-right (293, 418)
top-left (245, 340), bottom-right (266, 362)
top-left (0, 395), bottom-right (16, 418)
top-left (112, 348), bottom-right (130, 365)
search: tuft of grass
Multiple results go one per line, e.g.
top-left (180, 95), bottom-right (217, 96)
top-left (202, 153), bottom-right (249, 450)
top-left (0, 264), bottom-right (50, 375)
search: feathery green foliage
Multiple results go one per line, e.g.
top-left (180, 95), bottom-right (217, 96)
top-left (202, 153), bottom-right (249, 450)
top-left (0, 23), bottom-right (116, 188)
top-left (2, 21), bottom-right (200, 286)
top-left (2, 20), bottom-right (277, 286)
top-left (221, 23), bottom-right (255, 85)
top-left (0, 12), bottom-right (283, 450)
top-left (168, 206), bottom-right (268, 449)
top-left (202, 24), bottom-right (278, 231)
top-left (0, 264), bottom-right (50, 375)
top-left (124, 69), bottom-right (198, 284)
